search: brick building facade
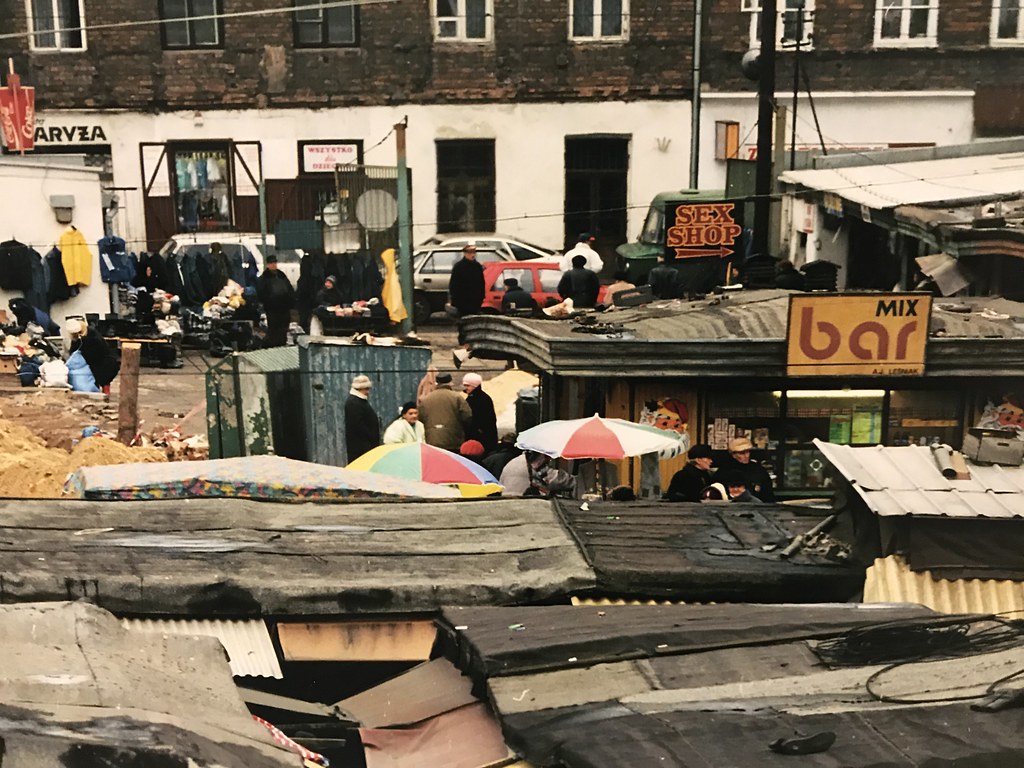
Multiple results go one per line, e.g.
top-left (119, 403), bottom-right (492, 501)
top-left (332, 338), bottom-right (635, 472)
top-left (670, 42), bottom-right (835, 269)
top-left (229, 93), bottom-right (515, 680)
top-left (0, 1), bottom-right (1019, 258)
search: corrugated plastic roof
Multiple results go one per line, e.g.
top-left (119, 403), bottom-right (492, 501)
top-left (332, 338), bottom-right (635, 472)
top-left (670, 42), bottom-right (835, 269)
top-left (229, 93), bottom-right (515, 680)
top-left (865, 555), bottom-right (1024, 615)
top-left (814, 440), bottom-right (1024, 518)
top-left (780, 150), bottom-right (1024, 210)
top-left (122, 618), bottom-right (282, 678)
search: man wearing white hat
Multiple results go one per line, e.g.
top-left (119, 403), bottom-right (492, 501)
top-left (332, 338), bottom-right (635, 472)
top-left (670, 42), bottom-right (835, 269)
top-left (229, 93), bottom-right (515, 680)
top-left (345, 374), bottom-right (380, 462)
top-left (719, 436), bottom-right (775, 502)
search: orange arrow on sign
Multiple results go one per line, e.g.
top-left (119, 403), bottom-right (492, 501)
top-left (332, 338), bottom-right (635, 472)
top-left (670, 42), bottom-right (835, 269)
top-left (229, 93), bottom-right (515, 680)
top-left (673, 246), bottom-right (734, 260)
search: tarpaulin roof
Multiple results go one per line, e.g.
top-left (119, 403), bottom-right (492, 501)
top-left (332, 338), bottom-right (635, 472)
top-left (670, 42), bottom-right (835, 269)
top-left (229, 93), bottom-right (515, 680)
top-left (65, 455), bottom-right (462, 502)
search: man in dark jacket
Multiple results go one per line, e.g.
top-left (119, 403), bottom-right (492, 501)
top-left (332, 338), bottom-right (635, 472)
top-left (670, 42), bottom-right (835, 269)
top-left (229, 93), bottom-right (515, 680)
top-left (418, 372), bottom-right (473, 451)
top-left (774, 259), bottom-right (805, 290)
top-left (67, 318), bottom-right (120, 394)
top-left (345, 374), bottom-right (380, 462)
top-left (717, 437), bottom-right (775, 502)
top-left (646, 255), bottom-right (681, 299)
top-left (256, 254), bottom-right (295, 347)
top-left (462, 372), bottom-right (498, 452)
top-left (449, 244), bottom-right (485, 317)
top-left (557, 255), bottom-right (600, 308)
top-left (501, 277), bottom-right (536, 313)
top-left (665, 444), bottom-right (714, 502)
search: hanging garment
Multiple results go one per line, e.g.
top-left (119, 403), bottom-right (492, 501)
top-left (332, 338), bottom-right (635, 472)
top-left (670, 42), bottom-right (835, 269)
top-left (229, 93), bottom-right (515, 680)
top-left (97, 235), bottom-right (137, 284)
top-left (0, 239), bottom-right (37, 291)
top-left (59, 228), bottom-right (92, 287)
top-left (25, 248), bottom-right (49, 311)
top-left (44, 247), bottom-right (73, 303)
top-left (379, 248), bottom-right (407, 323)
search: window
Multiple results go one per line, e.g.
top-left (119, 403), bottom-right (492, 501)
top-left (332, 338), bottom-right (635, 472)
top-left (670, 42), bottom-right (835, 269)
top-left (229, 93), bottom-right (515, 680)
top-left (27, 0), bottom-right (85, 51)
top-left (992, 0), bottom-right (1024, 44)
top-left (433, 0), bottom-right (491, 41)
top-left (538, 268), bottom-right (562, 292)
top-left (493, 269), bottom-right (534, 291)
top-left (436, 140), bottom-right (496, 233)
top-left (421, 250), bottom-right (461, 274)
top-left (160, 0), bottom-right (222, 49)
top-left (570, 0), bottom-right (628, 40)
top-left (171, 146), bottom-right (231, 232)
top-left (742, 0), bottom-right (814, 49)
top-left (295, 1), bottom-right (357, 47)
top-left (874, 0), bottom-right (938, 47)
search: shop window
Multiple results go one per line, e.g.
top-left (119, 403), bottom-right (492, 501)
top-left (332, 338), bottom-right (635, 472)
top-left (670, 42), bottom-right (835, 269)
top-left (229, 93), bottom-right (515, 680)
top-left (742, 0), bottom-right (814, 49)
top-left (992, 0), bottom-right (1024, 44)
top-left (435, 140), bottom-right (496, 233)
top-left (171, 146), bottom-right (231, 232)
top-left (433, 0), bottom-right (491, 41)
top-left (28, 0), bottom-right (86, 51)
top-left (889, 390), bottom-right (964, 448)
top-left (160, 0), bottom-right (222, 49)
top-left (570, 0), bottom-right (629, 41)
top-left (294, 0), bottom-right (358, 47)
top-left (873, 0), bottom-right (938, 48)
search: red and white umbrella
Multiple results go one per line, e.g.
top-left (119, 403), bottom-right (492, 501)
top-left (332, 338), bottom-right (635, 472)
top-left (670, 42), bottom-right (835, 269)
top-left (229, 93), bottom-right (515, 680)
top-left (516, 414), bottom-right (687, 460)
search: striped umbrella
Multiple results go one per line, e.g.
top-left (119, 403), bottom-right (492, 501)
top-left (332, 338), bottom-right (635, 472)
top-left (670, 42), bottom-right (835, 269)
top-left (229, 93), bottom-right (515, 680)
top-left (347, 443), bottom-right (502, 498)
top-left (516, 414), bottom-right (687, 460)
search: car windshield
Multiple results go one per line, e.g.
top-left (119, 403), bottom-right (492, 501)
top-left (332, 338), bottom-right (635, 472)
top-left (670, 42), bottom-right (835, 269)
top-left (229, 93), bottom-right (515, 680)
top-left (640, 206), bottom-right (665, 245)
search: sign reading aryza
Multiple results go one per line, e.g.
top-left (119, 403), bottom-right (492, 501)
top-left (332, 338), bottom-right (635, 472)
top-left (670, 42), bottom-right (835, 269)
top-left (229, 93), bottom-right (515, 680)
top-left (787, 293), bottom-right (932, 376)
top-left (665, 201), bottom-right (743, 260)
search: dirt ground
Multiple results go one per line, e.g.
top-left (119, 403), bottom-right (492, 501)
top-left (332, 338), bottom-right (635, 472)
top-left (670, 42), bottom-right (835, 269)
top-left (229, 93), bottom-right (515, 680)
top-left (0, 320), bottom-right (508, 459)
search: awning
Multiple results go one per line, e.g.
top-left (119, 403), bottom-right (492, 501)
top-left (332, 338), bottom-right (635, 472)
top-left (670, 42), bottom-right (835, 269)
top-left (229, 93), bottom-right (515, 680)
top-left (780, 151), bottom-right (1024, 210)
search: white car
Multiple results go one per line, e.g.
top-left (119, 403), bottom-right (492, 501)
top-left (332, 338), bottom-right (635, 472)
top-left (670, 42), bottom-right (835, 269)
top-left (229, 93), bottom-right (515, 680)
top-left (158, 232), bottom-right (303, 286)
top-left (417, 232), bottom-right (559, 262)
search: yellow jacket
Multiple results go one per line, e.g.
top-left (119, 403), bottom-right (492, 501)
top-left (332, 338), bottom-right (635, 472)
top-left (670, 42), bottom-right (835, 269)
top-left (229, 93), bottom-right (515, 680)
top-left (59, 228), bottom-right (92, 287)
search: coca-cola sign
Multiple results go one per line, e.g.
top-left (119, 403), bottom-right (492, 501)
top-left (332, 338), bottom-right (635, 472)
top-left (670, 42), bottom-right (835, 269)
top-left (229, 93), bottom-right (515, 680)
top-left (0, 63), bottom-right (36, 153)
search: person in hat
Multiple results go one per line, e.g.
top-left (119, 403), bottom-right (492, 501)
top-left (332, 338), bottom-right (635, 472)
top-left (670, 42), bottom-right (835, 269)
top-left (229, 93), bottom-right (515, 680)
top-left (66, 318), bottom-right (120, 395)
top-left (664, 444), bottom-right (715, 502)
top-left (559, 233), bottom-right (604, 273)
top-left (459, 438), bottom-right (486, 468)
top-left (557, 254), bottom-right (601, 309)
top-left (700, 482), bottom-right (729, 501)
top-left (383, 401), bottom-right (425, 444)
top-left (449, 244), bottom-right (485, 317)
top-left (315, 275), bottom-right (344, 311)
top-left (417, 371), bottom-right (473, 451)
top-left (256, 253), bottom-right (295, 347)
top-left (718, 436), bottom-right (775, 502)
top-left (462, 372), bottom-right (498, 453)
top-left (720, 470), bottom-right (763, 504)
top-left (345, 374), bottom-right (380, 462)
top-left (501, 277), bottom-right (536, 313)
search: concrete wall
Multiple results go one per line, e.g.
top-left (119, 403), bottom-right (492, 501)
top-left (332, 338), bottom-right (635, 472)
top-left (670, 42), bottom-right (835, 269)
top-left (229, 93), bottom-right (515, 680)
top-left (0, 159), bottom-right (110, 324)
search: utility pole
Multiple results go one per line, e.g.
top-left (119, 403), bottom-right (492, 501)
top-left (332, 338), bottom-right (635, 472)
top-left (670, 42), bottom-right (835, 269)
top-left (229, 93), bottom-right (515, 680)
top-left (689, 0), bottom-right (704, 189)
top-left (752, 0), bottom-right (777, 258)
top-left (394, 118), bottom-right (413, 334)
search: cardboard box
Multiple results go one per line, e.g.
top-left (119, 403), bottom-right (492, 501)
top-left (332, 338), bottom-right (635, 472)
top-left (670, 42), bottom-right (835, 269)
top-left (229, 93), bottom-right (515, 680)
top-left (962, 428), bottom-right (1024, 467)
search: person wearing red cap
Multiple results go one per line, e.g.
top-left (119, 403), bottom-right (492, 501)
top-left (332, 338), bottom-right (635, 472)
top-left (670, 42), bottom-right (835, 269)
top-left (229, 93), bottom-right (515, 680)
top-left (559, 232), bottom-right (604, 273)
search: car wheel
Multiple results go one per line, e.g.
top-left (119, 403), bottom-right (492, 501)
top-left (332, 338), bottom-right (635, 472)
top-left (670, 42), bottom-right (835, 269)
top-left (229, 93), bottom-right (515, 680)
top-left (413, 294), bottom-right (432, 325)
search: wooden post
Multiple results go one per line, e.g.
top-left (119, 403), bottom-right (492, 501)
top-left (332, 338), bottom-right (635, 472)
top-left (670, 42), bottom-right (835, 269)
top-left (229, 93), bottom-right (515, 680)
top-left (117, 343), bottom-right (141, 445)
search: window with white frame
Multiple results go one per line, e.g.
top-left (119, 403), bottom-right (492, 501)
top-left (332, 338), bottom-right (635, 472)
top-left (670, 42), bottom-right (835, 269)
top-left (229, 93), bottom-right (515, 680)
top-left (570, 0), bottom-right (629, 41)
top-left (992, 0), bottom-right (1024, 44)
top-left (160, 0), bottom-right (223, 49)
top-left (742, 0), bottom-right (814, 49)
top-left (874, 0), bottom-right (938, 47)
top-left (27, 0), bottom-right (86, 50)
top-left (434, 0), bottom-right (491, 41)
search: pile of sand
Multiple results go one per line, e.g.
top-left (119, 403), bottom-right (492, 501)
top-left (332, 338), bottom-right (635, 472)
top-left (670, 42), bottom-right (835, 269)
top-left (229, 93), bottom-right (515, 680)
top-left (0, 419), bottom-right (166, 498)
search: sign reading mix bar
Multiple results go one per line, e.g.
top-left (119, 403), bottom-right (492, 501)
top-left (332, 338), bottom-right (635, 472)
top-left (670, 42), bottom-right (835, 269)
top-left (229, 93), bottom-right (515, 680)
top-left (787, 293), bottom-right (932, 376)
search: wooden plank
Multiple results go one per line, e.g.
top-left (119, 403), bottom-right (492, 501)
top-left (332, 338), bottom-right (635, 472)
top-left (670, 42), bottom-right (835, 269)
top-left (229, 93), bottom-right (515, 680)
top-left (277, 619), bottom-right (436, 661)
top-left (117, 342), bottom-right (141, 444)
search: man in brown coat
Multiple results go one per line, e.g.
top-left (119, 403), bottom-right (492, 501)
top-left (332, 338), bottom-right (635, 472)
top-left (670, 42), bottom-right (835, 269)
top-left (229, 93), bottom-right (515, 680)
top-left (417, 372), bottom-right (473, 451)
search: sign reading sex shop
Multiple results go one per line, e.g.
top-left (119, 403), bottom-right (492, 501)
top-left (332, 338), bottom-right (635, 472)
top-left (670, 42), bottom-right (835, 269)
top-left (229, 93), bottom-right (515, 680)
top-left (664, 201), bottom-right (744, 260)
top-left (787, 293), bottom-right (932, 376)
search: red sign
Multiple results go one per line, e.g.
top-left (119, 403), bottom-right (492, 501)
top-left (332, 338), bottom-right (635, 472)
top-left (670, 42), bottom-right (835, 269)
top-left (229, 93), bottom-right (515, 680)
top-left (665, 202), bottom-right (743, 259)
top-left (0, 65), bottom-right (36, 154)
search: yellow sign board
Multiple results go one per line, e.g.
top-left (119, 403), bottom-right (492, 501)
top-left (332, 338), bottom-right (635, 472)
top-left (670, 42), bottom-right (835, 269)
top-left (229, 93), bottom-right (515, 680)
top-left (787, 293), bottom-right (931, 376)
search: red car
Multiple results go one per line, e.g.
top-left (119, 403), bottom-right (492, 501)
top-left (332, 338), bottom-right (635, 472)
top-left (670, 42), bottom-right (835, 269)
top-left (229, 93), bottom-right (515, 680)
top-left (481, 261), bottom-right (610, 313)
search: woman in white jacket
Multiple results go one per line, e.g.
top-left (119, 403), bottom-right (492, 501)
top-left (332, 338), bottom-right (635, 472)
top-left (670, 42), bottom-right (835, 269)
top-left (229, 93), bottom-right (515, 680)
top-left (383, 402), bottom-right (425, 444)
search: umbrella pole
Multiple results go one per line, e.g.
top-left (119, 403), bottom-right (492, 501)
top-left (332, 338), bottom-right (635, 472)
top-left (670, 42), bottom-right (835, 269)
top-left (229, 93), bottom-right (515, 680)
top-left (596, 458), bottom-right (605, 499)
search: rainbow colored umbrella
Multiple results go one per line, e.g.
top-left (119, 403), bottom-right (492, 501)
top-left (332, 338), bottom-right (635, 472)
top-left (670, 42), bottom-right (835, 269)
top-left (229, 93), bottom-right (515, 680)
top-left (347, 443), bottom-right (502, 498)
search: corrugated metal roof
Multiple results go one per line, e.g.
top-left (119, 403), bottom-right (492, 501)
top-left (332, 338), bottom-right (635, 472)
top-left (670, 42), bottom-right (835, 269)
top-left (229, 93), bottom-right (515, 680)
top-left (815, 440), bottom-right (1024, 518)
top-left (121, 618), bottom-right (283, 678)
top-left (865, 555), bottom-right (1024, 614)
top-left (236, 346), bottom-right (300, 373)
top-left (780, 150), bottom-right (1024, 210)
